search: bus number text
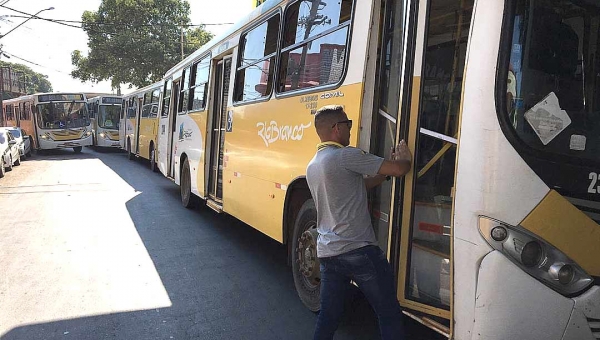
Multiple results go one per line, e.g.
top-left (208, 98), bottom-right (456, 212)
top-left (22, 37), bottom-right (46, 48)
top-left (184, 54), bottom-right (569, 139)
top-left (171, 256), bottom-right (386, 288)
top-left (589, 172), bottom-right (599, 194)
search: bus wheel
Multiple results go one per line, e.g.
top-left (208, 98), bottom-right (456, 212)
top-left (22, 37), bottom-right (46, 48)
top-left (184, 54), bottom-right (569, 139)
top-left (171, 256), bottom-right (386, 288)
top-left (73, 146), bottom-right (83, 153)
top-left (150, 145), bottom-right (157, 172)
top-left (292, 199), bottom-right (321, 312)
top-left (180, 158), bottom-right (198, 208)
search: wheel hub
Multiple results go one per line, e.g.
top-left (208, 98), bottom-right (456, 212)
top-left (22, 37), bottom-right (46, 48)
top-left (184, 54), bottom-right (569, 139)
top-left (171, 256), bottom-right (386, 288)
top-left (297, 227), bottom-right (320, 284)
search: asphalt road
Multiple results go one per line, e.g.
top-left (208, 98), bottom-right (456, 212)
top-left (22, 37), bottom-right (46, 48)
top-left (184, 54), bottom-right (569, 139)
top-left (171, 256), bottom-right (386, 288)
top-left (0, 147), bottom-right (444, 340)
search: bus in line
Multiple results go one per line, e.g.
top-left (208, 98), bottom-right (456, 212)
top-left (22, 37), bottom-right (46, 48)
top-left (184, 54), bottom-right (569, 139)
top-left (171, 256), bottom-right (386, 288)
top-left (2, 93), bottom-right (92, 153)
top-left (120, 83), bottom-right (162, 171)
top-left (87, 95), bottom-right (122, 148)
top-left (1, 96), bottom-right (35, 153)
top-left (144, 0), bottom-right (600, 338)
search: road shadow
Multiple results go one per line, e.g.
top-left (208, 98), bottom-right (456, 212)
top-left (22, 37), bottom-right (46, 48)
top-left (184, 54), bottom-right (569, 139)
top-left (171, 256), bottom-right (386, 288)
top-left (2, 148), bottom-right (445, 340)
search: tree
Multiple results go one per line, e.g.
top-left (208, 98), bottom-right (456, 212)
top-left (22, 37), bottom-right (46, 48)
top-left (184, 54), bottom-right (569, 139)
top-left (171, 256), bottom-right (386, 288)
top-left (0, 61), bottom-right (53, 98)
top-left (71, 0), bottom-right (214, 90)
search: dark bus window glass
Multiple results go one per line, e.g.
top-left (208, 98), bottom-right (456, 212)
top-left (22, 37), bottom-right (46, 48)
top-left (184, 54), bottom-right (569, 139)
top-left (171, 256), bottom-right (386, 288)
top-left (283, 0), bottom-right (352, 48)
top-left (179, 69), bottom-right (190, 113)
top-left (504, 1), bottom-right (600, 164)
top-left (279, 27), bottom-right (348, 92)
top-left (162, 79), bottom-right (172, 117)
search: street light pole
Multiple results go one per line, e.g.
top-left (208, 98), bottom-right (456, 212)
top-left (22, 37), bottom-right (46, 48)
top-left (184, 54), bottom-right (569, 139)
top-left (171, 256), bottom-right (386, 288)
top-left (0, 7), bottom-right (54, 39)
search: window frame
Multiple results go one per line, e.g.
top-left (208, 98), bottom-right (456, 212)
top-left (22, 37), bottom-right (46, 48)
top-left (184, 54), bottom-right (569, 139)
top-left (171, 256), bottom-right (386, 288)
top-left (274, 0), bottom-right (355, 99)
top-left (188, 53), bottom-right (212, 113)
top-left (161, 78), bottom-right (172, 118)
top-left (178, 67), bottom-right (191, 115)
top-left (233, 10), bottom-right (283, 106)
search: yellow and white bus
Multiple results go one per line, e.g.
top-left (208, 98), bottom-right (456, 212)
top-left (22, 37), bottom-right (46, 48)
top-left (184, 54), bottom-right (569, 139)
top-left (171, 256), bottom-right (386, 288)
top-left (120, 83), bottom-right (162, 170)
top-left (4, 93), bottom-right (92, 153)
top-left (88, 95), bottom-right (122, 148)
top-left (154, 0), bottom-right (600, 338)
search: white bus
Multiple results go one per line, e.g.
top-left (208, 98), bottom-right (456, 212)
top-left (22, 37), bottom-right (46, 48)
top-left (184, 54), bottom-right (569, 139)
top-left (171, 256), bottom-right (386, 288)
top-left (150, 0), bottom-right (600, 338)
top-left (87, 95), bottom-right (122, 148)
top-left (4, 93), bottom-right (92, 153)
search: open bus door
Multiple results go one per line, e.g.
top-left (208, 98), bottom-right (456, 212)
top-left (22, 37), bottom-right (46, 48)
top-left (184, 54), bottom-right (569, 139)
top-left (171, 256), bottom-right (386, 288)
top-left (158, 78), bottom-right (174, 177)
top-left (206, 56), bottom-right (232, 210)
top-left (367, 0), bottom-right (474, 337)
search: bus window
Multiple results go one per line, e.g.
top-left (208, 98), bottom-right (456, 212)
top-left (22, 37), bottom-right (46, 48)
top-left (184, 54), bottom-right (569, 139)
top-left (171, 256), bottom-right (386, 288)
top-left (179, 68), bottom-right (191, 114)
top-left (234, 15), bottom-right (280, 102)
top-left (127, 98), bottom-right (136, 118)
top-left (189, 57), bottom-right (210, 110)
top-left (6, 105), bottom-right (13, 120)
top-left (142, 91), bottom-right (152, 118)
top-left (278, 0), bottom-right (353, 93)
top-left (150, 88), bottom-right (160, 117)
top-left (162, 79), bottom-right (172, 117)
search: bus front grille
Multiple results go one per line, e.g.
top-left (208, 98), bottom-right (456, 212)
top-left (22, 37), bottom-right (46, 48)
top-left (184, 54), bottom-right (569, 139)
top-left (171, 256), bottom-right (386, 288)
top-left (588, 318), bottom-right (600, 339)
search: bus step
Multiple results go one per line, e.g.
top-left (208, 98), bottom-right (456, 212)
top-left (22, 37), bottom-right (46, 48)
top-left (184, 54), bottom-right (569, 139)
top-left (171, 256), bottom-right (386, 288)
top-left (402, 311), bottom-right (450, 338)
top-left (206, 199), bottom-right (223, 213)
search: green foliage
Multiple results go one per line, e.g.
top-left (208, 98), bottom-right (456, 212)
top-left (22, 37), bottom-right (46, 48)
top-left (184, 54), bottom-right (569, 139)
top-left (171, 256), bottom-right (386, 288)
top-left (0, 61), bottom-right (53, 98)
top-left (71, 0), bottom-right (214, 90)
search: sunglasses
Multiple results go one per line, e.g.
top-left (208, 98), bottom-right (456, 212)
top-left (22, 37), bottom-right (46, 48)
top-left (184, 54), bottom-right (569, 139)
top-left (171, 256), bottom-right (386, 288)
top-left (332, 119), bottom-right (353, 129)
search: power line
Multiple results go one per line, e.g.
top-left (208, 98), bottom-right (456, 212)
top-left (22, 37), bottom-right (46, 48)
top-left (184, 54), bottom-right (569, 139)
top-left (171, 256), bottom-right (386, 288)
top-left (2, 15), bottom-right (234, 27)
top-left (2, 50), bottom-right (71, 75)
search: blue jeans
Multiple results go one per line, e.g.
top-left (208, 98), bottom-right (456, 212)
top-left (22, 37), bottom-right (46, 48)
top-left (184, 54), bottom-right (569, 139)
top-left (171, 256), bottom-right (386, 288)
top-left (314, 245), bottom-right (404, 340)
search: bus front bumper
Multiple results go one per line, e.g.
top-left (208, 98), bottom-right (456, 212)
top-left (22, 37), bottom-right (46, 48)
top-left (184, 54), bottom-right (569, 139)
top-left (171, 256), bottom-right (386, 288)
top-left (38, 134), bottom-right (93, 149)
top-left (472, 251), bottom-right (599, 340)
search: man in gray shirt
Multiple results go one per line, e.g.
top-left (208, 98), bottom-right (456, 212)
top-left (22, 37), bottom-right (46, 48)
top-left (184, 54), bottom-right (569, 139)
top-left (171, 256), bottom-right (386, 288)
top-left (307, 105), bottom-right (411, 340)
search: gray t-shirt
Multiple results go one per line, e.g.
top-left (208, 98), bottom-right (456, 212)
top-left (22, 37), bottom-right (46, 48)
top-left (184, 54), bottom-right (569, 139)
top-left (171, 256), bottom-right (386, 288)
top-left (306, 145), bottom-right (384, 258)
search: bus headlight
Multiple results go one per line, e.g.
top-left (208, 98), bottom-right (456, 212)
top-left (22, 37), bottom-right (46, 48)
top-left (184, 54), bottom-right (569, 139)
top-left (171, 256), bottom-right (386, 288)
top-left (99, 132), bottom-right (106, 139)
top-left (479, 216), bottom-right (593, 296)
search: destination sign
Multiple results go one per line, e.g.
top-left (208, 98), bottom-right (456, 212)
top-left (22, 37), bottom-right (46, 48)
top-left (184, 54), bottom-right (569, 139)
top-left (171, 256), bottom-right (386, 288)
top-left (38, 94), bottom-right (85, 102)
top-left (102, 97), bottom-right (122, 104)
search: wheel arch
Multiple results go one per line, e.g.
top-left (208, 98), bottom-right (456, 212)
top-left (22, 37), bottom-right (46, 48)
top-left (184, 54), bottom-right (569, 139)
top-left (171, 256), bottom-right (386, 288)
top-left (283, 176), bottom-right (312, 260)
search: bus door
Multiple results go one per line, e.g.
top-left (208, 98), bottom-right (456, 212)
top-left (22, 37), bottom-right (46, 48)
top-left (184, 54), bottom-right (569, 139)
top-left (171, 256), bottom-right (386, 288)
top-left (168, 80), bottom-right (181, 178)
top-left (207, 56), bottom-right (232, 203)
top-left (158, 79), bottom-right (173, 176)
top-left (135, 96), bottom-right (143, 155)
top-left (387, 0), bottom-right (474, 336)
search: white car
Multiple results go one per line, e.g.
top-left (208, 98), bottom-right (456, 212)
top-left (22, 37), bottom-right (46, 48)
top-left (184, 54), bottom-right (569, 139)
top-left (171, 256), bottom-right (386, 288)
top-left (0, 129), bottom-right (21, 178)
top-left (3, 127), bottom-right (32, 158)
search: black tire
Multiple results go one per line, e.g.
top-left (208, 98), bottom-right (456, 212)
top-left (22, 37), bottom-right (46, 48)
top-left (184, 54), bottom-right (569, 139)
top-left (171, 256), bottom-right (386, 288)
top-left (180, 158), bottom-right (198, 208)
top-left (150, 144), bottom-right (157, 172)
top-left (26, 150), bottom-right (32, 158)
top-left (14, 153), bottom-right (21, 166)
top-left (291, 199), bottom-right (321, 312)
top-left (73, 146), bottom-right (83, 153)
top-left (6, 155), bottom-right (13, 171)
top-left (127, 139), bottom-right (133, 160)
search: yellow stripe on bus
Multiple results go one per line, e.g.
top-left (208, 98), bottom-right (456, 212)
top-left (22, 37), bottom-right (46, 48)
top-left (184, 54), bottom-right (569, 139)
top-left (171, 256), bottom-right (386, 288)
top-left (520, 190), bottom-right (600, 277)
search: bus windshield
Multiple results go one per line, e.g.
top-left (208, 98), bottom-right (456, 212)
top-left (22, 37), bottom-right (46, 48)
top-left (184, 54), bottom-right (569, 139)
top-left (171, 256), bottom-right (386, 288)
top-left (36, 102), bottom-right (90, 129)
top-left (98, 105), bottom-right (120, 129)
top-left (504, 0), bottom-right (600, 164)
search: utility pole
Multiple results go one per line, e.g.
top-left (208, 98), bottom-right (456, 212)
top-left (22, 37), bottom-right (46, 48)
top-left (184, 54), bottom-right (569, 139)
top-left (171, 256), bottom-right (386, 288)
top-left (180, 28), bottom-right (184, 61)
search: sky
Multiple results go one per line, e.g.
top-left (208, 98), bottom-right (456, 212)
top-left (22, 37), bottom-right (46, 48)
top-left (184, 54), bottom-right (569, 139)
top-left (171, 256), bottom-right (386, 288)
top-left (0, 0), bottom-right (254, 94)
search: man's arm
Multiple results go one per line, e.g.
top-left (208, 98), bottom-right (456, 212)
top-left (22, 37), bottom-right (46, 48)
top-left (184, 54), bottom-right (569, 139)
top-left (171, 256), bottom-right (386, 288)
top-left (364, 174), bottom-right (387, 190)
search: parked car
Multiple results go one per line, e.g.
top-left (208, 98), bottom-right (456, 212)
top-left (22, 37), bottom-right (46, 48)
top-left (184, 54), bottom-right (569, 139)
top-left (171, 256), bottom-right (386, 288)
top-left (0, 129), bottom-right (21, 178)
top-left (2, 127), bottom-right (32, 158)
